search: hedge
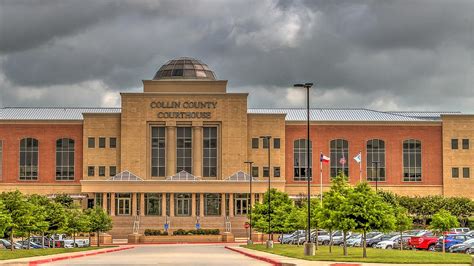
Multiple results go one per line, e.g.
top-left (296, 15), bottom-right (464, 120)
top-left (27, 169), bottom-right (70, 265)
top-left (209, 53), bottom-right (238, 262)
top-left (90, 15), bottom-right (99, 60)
top-left (172, 229), bottom-right (220, 235)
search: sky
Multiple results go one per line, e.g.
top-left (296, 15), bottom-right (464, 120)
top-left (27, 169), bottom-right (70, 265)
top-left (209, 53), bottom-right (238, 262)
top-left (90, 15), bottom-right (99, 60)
top-left (0, 0), bottom-right (473, 112)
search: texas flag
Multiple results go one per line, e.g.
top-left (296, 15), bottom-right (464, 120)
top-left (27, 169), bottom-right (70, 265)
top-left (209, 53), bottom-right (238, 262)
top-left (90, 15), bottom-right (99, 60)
top-left (320, 153), bottom-right (330, 163)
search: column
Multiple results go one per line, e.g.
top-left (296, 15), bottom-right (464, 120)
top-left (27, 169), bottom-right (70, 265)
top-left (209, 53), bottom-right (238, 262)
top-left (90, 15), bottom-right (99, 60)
top-left (250, 193), bottom-right (255, 207)
top-left (192, 124), bottom-right (203, 177)
top-left (170, 193), bottom-right (175, 217)
top-left (132, 193), bottom-right (137, 216)
top-left (221, 193), bottom-right (226, 217)
top-left (110, 193), bottom-right (116, 216)
top-left (199, 193), bottom-right (204, 217)
top-left (140, 193), bottom-right (145, 216)
top-left (229, 193), bottom-right (234, 217)
top-left (161, 193), bottom-right (166, 217)
top-left (166, 125), bottom-right (176, 176)
top-left (191, 193), bottom-right (196, 217)
top-left (102, 193), bottom-right (107, 211)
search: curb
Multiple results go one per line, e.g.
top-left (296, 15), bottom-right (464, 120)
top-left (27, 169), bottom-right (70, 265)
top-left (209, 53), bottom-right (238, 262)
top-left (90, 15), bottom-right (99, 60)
top-left (225, 246), bottom-right (291, 266)
top-left (28, 246), bottom-right (134, 265)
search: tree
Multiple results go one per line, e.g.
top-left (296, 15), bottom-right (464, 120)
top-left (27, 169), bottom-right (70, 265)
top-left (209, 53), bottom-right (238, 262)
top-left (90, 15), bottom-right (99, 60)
top-left (0, 200), bottom-right (12, 237)
top-left (393, 206), bottom-right (412, 250)
top-left (54, 194), bottom-right (74, 208)
top-left (317, 198), bottom-right (337, 253)
top-left (348, 182), bottom-right (395, 258)
top-left (430, 209), bottom-right (459, 253)
top-left (28, 194), bottom-right (51, 248)
top-left (66, 207), bottom-right (90, 247)
top-left (86, 207), bottom-right (112, 247)
top-left (45, 201), bottom-right (68, 248)
top-left (444, 197), bottom-right (474, 227)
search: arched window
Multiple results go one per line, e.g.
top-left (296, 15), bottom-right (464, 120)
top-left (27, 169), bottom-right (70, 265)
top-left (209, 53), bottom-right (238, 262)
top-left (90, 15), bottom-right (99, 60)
top-left (293, 139), bottom-right (312, 181)
top-left (367, 139), bottom-right (385, 181)
top-left (56, 138), bottom-right (75, 181)
top-left (403, 139), bottom-right (422, 181)
top-left (19, 138), bottom-right (39, 180)
top-left (330, 139), bottom-right (349, 177)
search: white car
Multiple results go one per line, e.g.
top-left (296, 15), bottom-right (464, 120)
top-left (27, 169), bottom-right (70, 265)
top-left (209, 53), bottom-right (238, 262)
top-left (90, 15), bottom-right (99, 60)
top-left (374, 235), bottom-right (400, 249)
top-left (346, 234), bottom-right (362, 247)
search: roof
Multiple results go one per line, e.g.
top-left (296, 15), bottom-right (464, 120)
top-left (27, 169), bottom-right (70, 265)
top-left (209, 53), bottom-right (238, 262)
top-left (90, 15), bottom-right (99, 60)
top-left (0, 107), bottom-right (459, 122)
top-left (108, 170), bottom-right (143, 181)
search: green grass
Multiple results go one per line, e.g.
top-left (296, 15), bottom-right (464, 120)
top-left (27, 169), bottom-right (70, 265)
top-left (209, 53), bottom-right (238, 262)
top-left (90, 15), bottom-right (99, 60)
top-left (244, 244), bottom-right (472, 264)
top-left (0, 246), bottom-right (108, 261)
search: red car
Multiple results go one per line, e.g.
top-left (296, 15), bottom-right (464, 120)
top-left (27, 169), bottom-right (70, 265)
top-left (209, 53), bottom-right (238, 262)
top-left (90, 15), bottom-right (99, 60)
top-left (408, 231), bottom-right (440, 251)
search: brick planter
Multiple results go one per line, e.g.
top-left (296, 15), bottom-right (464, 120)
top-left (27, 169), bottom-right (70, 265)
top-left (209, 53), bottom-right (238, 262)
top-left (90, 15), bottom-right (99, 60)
top-left (139, 234), bottom-right (223, 243)
top-left (90, 233), bottom-right (113, 245)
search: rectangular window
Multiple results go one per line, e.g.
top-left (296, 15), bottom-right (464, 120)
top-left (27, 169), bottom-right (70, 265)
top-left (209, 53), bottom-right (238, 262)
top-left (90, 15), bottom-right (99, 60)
top-left (174, 193), bottom-right (192, 216)
top-left (99, 137), bottom-right (106, 148)
top-left (0, 140), bottom-right (3, 180)
top-left (403, 139), bottom-right (422, 182)
top-left (110, 137), bottom-right (117, 148)
top-left (451, 139), bottom-right (458, 149)
top-left (251, 138), bottom-right (259, 149)
top-left (204, 193), bottom-right (221, 216)
top-left (56, 138), bottom-right (75, 181)
top-left (252, 166), bottom-right (259, 177)
top-left (273, 138), bottom-right (280, 149)
top-left (255, 194), bottom-right (260, 203)
top-left (166, 193), bottom-right (170, 216)
top-left (151, 127), bottom-right (166, 177)
top-left (294, 139), bottom-right (312, 181)
top-left (95, 193), bottom-right (103, 208)
top-left (274, 167), bottom-right (280, 177)
top-left (462, 139), bottom-right (469, 149)
top-left (19, 138), bottom-right (39, 181)
top-left (234, 193), bottom-right (249, 216)
top-left (109, 166), bottom-right (116, 177)
top-left (98, 166), bottom-right (105, 177)
top-left (367, 139), bottom-right (386, 182)
top-left (88, 137), bottom-right (95, 148)
top-left (452, 167), bottom-right (459, 178)
top-left (88, 166), bottom-right (95, 177)
top-left (176, 127), bottom-right (192, 173)
top-left (203, 127), bottom-right (218, 177)
top-left (463, 167), bottom-right (470, 178)
top-left (262, 137), bottom-right (269, 149)
top-left (145, 193), bottom-right (162, 216)
top-left (263, 167), bottom-right (269, 177)
top-left (225, 193), bottom-right (229, 216)
top-left (115, 193), bottom-right (131, 216)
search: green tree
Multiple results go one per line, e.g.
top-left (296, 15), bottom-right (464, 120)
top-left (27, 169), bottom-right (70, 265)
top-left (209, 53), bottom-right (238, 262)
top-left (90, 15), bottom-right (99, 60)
top-left (430, 209), bottom-right (459, 253)
top-left (53, 194), bottom-right (74, 208)
top-left (444, 197), bottom-right (474, 227)
top-left (45, 201), bottom-right (68, 248)
top-left (348, 182), bottom-right (395, 258)
top-left (394, 206), bottom-right (412, 250)
top-left (284, 206), bottom-right (305, 232)
top-left (86, 207), bottom-right (112, 247)
top-left (28, 194), bottom-right (51, 248)
top-left (66, 207), bottom-right (91, 247)
top-left (0, 200), bottom-right (12, 237)
top-left (317, 198), bottom-right (338, 253)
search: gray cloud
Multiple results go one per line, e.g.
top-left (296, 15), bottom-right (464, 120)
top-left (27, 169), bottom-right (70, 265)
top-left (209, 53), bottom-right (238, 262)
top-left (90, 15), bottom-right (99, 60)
top-left (0, 0), bottom-right (473, 113)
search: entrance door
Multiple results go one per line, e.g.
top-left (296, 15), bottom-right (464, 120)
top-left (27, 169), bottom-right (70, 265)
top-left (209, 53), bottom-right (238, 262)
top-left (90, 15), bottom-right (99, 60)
top-left (117, 197), bottom-right (130, 215)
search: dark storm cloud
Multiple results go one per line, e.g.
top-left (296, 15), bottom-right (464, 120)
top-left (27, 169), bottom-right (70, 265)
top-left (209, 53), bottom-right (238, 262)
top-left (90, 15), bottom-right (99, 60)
top-left (0, 0), bottom-right (473, 112)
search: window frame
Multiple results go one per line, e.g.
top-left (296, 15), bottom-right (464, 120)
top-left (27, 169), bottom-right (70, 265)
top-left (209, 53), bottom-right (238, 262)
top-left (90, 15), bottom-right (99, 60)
top-left (293, 139), bottom-right (312, 181)
top-left (109, 137), bottom-right (117, 148)
top-left (452, 167), bottom-right (459, 178)
top-left (145, 193), bottom-right (162, 216)
top-left (88, 137), bottom-right (95, 148)
top-left (19, 138), bottom-right (39, 181)
top-left (204, 193), bottom-right (221, 216)
top-left (174, 193), bottom-right (192, 217)
top-left (55, 138), bottom-right (75, 181)
top-left (252, 166), bottom-right (259, 177)
top-left (151, 126), bottom-right (166, 177)
top-left (463, 167), bottom-right (470, 178)
top-left (98, 137), bottom-right (106, 148)
top-left (273, 138), bottom-right (280, 149)
top-left (274, 166), bottom-right (280, 177)
top-left (462, 139), bottom-right (469, 150)
top-left (251, 138), bottom-right (259, 149)
top-left (366, 139), bottom-right (386, 182)
top-left (402, 139), bottom-right (422, 182)
top-left (176, 127), bottom-right (192, 174)
top-left (330, 139), bottom-right (348, 178)
top-left (109, 166), bottom-right (117, 177)
top-left (203, 127), bottom-right (218, 177)
top-left (98, 166), bottom-right (106, 177)
top-left (451, 139), bottom-right (459, 149)
top-left (88, 166), bottom-right (95, 177)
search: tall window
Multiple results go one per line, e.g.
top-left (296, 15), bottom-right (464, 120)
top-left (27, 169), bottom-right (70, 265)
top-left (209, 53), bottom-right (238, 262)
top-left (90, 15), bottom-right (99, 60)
top-left (251, 138), bottom-right (259, 149)
top-left (115, 193), bottom-right (131, 216)
top-left (203, 127), bottom-right (217, 177)
top-left (151, 127), bottom-right (166, 177)
top-left (293, 139), bottom-right (312, 181)
top-left (330, 139), bottom-right (349, 177)
top-left (204, 193), bottom-right (221, 216)
top-left (403, 139), bottom-right (422, 181)
top-left (176, 127), bottom-right (192, 173)
top-left (234, 193), bottom-right (249, 215)
top-left (175, 193), bottom-right (192, 216)
top-left (0, 140), bottom-right (3, 180)
top-left (462, 139), bottom-right (470, 149)
top-left (56, 138), bottom-right (75, 181)
top-left (19, 138), bottom-right (39, 180)
top-left (145, 193), bottom-right (162, 216)
top-left (366, 139), bottom-right (385, 181)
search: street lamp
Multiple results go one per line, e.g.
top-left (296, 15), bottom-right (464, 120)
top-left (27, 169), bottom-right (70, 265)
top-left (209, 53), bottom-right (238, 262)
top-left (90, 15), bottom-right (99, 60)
top-left (372, 161), bottom-right (380, 192)
top-left (244, 161), bottom-right (254, 245)
top-left (260, 135), bottom-right (272, 248)
top-left (294, 82), bottom-right (315, 256)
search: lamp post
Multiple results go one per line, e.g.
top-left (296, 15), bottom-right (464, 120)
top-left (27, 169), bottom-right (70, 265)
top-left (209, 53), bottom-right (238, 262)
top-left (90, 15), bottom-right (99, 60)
top-left (294, 82), bottom-right (315, 256)
top-left (260, 135), bottom-right (272, 248)
top-left (244, 161), bottom-right (254, 245)
top-left (372, 161), bottom-right (379, 192)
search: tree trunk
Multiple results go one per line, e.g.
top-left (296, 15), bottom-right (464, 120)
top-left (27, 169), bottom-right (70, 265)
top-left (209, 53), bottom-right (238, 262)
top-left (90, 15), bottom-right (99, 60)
top-left (10, 228), bottom-right (14, 251)
top-left (329, 230), bottom-right (333, 253)
top-left (400, 231), bottom-right (403, 250)
top-left (27, 231), bottom-right (30, 249)
top-left (42, 232), bottom-right (45, 249)
top-left (73, 231), bottom-right (76, 248)
top-left (88, 233), bottom-right (92, 247)
top-left (442, 236), bottom-right (445, 253)
top-left (315, 227), bottom-right (318, 250)
top-left (97, 230), bottom-right (100, 247)
top-left (362, 230), bottom-right (367, 258)
top-left (343, 231), bottom-right (348, 256)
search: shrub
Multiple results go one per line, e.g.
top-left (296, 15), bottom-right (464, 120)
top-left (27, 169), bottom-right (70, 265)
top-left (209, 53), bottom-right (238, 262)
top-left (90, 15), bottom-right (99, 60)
top-left (144, 229), bottom-right (168, 236)
top-left (171, 229), bottom-right (220, 235)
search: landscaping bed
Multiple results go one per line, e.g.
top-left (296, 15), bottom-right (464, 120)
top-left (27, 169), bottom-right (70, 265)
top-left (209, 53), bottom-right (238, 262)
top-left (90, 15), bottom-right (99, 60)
top-left (244, 244), bottom-right (472, 264)
top-left (139, 229), bottom-right (223, 243)
top-left (0, 247), bottom-right (106, 261)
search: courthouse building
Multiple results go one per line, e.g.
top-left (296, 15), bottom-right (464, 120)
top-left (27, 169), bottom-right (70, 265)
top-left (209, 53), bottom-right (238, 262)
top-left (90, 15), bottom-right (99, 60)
top-left (0, 57), bottom-right (473, 237)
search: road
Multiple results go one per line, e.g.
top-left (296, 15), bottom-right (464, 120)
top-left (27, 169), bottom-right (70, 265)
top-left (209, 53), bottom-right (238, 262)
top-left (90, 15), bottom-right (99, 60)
top-left (45, 244), bottom-right (269, 265)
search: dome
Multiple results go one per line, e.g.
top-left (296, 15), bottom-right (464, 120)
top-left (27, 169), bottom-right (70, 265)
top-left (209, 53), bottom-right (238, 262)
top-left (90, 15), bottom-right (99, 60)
top-left (153, 57), bottom-right (216, 80)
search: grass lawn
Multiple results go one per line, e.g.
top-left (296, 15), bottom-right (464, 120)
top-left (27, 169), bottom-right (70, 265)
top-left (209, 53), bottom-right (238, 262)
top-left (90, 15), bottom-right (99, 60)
top-left (0, 246), bottom-right (109, 261)
top-left (245, 244), bottom-right (472, 264)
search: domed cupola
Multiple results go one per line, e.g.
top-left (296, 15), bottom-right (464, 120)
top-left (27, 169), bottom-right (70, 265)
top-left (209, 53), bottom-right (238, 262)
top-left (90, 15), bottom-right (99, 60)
top-left (153, 57), bottom-right (216, 80)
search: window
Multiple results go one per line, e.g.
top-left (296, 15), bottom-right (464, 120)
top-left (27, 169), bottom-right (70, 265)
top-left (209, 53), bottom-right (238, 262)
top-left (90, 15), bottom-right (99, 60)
top-left (366, 139), bottom-right (385, 181)
top-left (151, 127), bottom-right (166, 177)
top-left (145, 193), bottom-right (162, 216)
top-left (263, 167), bottom-right (270, 177)
top-left (463, 167), bottom-right (470, 178)
top-left (19, 138), bottom-right (39, 180)
top-left (252, 138), bottom-right (259, 149)
top-left (115, 193), bottom-right (131, 216)
top-left (203, 127), bottom-right (217, 177)
top-left (273, 138), bottom-right (280, 149)
top-left (204, 193), bottom-right (221, 216)
top-left (462, 139), bottom-right (469, 149)
top-left (56, 138), bottom-right (75, 181)
top-left (88, 166), bottom-right (95, 177)
top-left (403, 139), bottom-right (422, 182)
top-left (451, 139), bottom-right (458, 149)
top-left (110, 137), bottom-right (117, 148)
top-left (176, 127), bottom-right (192, 173)
top-left (274, 167), bottom-right (280, 177)
top-left (330, 139), bottom-right (349, 178)
top-left (452, 167), bottom-right (459, 178)
top-left (293, 139), bottom-right (312, 181)
top-left (95, 193), bottom-right (103, 208)
top-left (99, 137), bottom-right (106, 148)
top-left (255, 194), bottom-right (260, 203)
top-left (175, 193), bottom-right (192, 216)
top-left (109, 166), bottom-right (117, 177)
top-left (0, 140), bottom-right (3, 180)
top-left (262, 137), bottom-right (269, 149)
top-left (252, 166), bottom-right (259, 177)
top-left (88, 137), bottom-right (95, 148)
top-left (234, 193), bottom-right (249, 216)
top-left (98, 166), bottom-right (105, 177)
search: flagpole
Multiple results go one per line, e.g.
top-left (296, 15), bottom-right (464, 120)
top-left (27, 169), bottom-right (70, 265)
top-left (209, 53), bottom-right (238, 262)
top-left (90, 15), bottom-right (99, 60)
top-left (320, 151), bottom-right (323, 205)
top-left (359, 150), bottom-right (362, 183)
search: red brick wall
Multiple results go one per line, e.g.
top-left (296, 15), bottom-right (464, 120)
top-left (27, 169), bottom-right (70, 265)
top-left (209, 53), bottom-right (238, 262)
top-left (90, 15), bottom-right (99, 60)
top-left (285, 124), bottom-right (443, 186)
top-left (0, 123), bottom-right (83, 184)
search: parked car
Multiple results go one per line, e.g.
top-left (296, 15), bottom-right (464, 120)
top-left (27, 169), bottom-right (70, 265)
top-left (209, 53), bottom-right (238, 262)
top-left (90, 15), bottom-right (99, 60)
top-left (0, 239), bottom-right (22, 249)
top-left (294, 230), bottom-right (326, 245)
top-left (374, 234), bottom-right (400, 249)
top-left (448, 239), bottom-right (474, 254)
top-left (332, 232), bottom-right (353, 246)
top-left (435, 234), bottom-right (472, 251)
top-left (310, 230), bottom-right (329, 243)
top-left (346, 234), bottom-right (362, 247)
top-left (362, 233), bottom-right (386, 248)
top-left (450, 228), bottom-right (470, 234)
top-left (393, 236), bottom-right (412, 250)
top-left (467, 247), bottom-right (474, 255)
top-left (17, 240), bottom-right (44, 249)
top-left (281, 230), bottom-right (304, 244)
top-left (408, 231), bottom-right (439, 251)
